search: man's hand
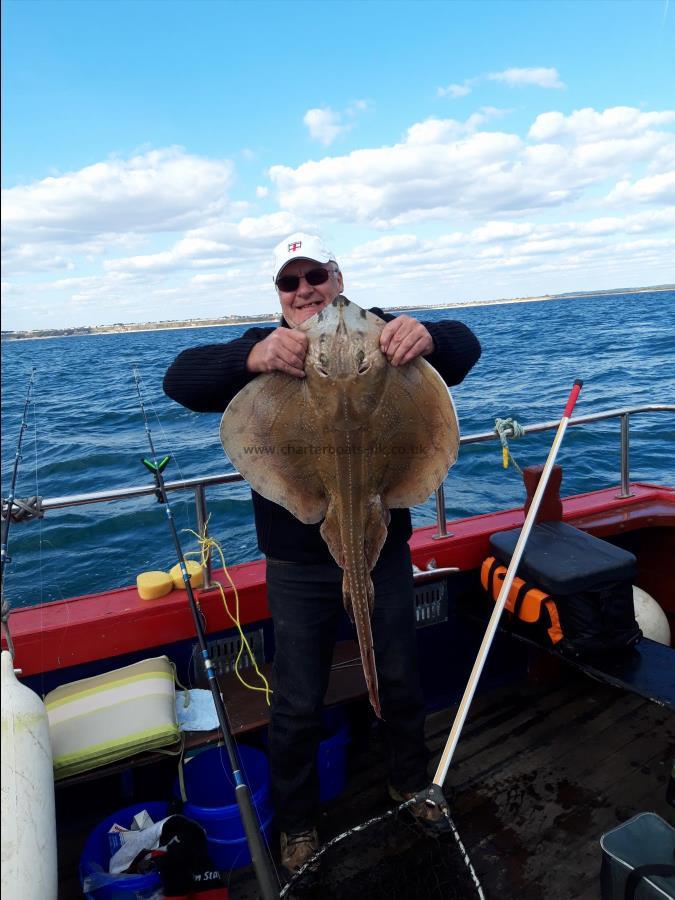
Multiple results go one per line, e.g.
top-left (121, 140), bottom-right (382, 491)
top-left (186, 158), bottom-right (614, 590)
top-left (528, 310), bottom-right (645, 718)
top-left (246, 329), bottom-right (308, 378)
top-left (380, 316), bottom-right (434, 366)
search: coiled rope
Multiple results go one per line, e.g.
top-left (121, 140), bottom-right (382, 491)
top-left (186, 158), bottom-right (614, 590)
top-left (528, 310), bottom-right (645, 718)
top-left (1, 496), bottom-right (43, 523)
top-left (494, 417), bottom-right (525, 475)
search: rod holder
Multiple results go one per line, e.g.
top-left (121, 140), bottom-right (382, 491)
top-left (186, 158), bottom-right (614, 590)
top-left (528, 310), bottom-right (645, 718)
top-left (432, 484), bottom-right (452, 539)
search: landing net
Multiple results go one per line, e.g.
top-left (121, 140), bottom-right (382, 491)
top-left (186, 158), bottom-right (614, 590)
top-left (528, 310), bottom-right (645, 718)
top-left (280, 800), bottom-right (484, 900)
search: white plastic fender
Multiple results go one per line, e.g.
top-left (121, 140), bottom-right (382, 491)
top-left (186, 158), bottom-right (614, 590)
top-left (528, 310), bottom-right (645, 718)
top-left (1, 650), bottom-right (58, 899)
top-left (633, 586), bottom-right (671, 646)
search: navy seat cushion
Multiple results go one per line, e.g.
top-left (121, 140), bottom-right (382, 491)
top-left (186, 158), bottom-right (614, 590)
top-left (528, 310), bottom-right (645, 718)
top-left (488, 521), bottom-right (636, 595)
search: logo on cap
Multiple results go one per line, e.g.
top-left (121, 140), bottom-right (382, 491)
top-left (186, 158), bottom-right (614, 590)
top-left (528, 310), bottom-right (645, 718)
top-left (288, 241), bottom-right (302, 252)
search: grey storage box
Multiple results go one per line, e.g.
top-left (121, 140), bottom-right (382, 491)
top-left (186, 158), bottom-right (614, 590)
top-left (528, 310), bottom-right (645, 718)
top-left (600, 812), bottom-right (675, 899)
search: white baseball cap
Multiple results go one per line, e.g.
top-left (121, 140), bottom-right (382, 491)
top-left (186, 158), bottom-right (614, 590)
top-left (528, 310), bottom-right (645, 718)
top-left (272, 232), bottom-right (337, 282)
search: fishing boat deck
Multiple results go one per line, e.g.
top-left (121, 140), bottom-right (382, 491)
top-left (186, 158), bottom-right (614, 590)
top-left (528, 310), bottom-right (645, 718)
top-left (56, 663), bottom-right (674, 899)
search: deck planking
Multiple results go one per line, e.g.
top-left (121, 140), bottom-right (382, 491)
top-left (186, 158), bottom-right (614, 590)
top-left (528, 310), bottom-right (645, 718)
top-left (56, 670), bottom-right (674, 899)
top-left (444, 676), bottom-right (674, 899)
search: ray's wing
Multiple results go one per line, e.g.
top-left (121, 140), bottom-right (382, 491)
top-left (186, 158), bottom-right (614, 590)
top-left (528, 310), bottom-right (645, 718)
top-left (374, 358), bottom-right (460, 509)
top-left (220, 373), bottom-right (327, 524)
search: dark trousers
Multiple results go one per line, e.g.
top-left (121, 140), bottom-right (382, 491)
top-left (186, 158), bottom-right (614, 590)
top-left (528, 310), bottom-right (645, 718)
top-left (266, 545), bottom-right (428, 833)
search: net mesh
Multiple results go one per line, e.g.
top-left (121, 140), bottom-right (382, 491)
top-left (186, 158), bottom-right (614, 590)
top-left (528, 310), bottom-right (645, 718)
top-left (280, 804), bottom-right (484, 900)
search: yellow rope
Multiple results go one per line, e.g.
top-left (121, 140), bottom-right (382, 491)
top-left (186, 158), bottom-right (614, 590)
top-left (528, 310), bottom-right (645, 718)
top-left (185, 526), bottom-right (272, 706)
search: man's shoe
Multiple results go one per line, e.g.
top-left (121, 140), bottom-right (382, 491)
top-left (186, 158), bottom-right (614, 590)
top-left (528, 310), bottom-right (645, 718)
top-left (388, 785), bottom-right (453, 835)
top-left (280, 827), bottom-right (320, 877)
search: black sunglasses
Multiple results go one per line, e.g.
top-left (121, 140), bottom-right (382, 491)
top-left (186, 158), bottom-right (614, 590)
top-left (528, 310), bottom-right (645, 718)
top-left (276, 266), bottom-right (332, 293)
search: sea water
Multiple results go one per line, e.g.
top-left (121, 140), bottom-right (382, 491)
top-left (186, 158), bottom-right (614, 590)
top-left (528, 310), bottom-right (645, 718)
top-left (1, 290), bottom-right (674, 608)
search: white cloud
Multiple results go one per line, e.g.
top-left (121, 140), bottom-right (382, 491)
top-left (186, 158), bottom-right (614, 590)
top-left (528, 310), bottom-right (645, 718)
top-left (270, 106), bottom-right (675, 227)
top-left (471, 221), bottom-right (533, 243)
top-left (405, 117), bottom-right (464, 145)
top-left (437, 83), bottom-right (472, 98)
top-left (348, 234), bottom-right (420, 260)
top-left (529, 107), bottom-right (675, 142)
top-left (270, 126), bottom-right (534, 225)
top-left (438, 67), bottom-right (564, 99)
top-left (488, 67), bottom-right (565, 89)
top-left (303, 101), bottom-right (371, 145)
top-left (466, 106), bottom-right (511, 131)
top-left (347, 99), bottom-right (371, 115)
top-left (332, 216), bottom-right (675, 310)
top-left (191, 271), bottom-right (242, 284)
top-left (96, 212), bottom-right (302, 280)
top-left (1, 230), bottom-right (143, 276)
top-left (303, 107), bottom-right (349, 146)
top-left (1, 147), bottom-right (234, 242)
top-left (606, 171), bottom-right (675, 205)
top-left (236, 211), bottom-right (298, 239)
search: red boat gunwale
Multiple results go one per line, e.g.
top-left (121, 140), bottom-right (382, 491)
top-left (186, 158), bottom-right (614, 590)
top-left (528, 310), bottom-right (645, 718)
top-left (5, 483), bottom-right (673, 677)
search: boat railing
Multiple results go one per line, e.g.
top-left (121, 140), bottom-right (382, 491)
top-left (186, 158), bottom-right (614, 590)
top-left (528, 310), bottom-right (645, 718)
top-left (5, 403), bottom-right (673, 588)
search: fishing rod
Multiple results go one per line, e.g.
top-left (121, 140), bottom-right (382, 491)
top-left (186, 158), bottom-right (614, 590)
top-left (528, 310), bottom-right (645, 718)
top-left (132, 368), bottom-right (280, 900)
top-left (1, 368), bottom-right (38, 655)
top-left (423, 379), bottom-right (583, 813)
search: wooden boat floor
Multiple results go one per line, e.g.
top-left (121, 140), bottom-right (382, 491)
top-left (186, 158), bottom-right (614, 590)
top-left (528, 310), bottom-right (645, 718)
top-left (56, 669), bottom-right (674, 899)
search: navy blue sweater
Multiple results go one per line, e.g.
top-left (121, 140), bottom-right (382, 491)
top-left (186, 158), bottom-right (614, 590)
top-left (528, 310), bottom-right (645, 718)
top-left (163, 308), bottom-right (481, 563)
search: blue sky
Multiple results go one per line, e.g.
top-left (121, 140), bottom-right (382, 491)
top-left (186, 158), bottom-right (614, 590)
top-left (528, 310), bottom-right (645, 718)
top-left (2, 0), bottom-right (674, 329)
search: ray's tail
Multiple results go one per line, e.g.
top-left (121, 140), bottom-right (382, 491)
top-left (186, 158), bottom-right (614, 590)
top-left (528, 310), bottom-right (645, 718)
top-left (342, 568), bottom-right (382, 719)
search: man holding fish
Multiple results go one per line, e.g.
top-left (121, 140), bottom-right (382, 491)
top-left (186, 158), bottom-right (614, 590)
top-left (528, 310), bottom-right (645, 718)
top-left (164, 233), bottom-right (481, 878)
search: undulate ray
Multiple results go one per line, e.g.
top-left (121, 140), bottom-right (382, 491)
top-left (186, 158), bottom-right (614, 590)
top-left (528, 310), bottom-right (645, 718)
top-left (220, 296), bottom-right (459, 717)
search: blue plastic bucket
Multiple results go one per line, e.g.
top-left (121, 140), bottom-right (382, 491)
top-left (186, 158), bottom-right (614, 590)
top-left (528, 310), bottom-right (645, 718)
top-left (318, 708), bottom-right (350, 803)
top-left (206, 809), bottom-right (275, 871)
top-left (175, 744), bottom-right (272, 857)
top-left (79, 800), bottom-right (168, 900)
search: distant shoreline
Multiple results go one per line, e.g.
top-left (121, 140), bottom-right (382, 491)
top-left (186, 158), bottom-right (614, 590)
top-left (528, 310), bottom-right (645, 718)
top-left (3, 284), bottom-right (673, 341)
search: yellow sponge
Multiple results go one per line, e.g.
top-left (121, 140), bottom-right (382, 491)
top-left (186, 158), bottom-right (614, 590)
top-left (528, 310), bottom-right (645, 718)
top-left (137, 570), bottom-right (174, 600)
top-left (169, 560), bottom-right (203, 590)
